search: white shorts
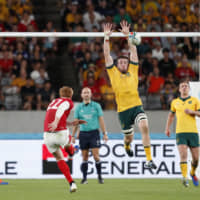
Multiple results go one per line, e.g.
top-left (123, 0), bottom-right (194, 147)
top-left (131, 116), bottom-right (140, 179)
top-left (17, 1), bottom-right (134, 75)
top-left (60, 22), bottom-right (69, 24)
top-left (44, 130), bottom-right (70, 153)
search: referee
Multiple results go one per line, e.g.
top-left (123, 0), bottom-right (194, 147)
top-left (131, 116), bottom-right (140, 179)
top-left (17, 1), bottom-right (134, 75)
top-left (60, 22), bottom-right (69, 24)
top-left (72, 87), bottom-right (108, 184)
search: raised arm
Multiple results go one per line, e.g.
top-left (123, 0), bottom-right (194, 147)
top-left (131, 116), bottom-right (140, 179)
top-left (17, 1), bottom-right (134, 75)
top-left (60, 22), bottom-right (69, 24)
top-left (103, 23), bottom-right (114, 67)
top-left (120, 21), bottom-right (138, 63)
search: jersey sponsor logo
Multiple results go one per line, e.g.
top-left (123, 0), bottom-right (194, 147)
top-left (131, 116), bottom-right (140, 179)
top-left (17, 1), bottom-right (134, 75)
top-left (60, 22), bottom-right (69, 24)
top-left (188, 101), bottom-right (192, 104)
top-left (83, 114), bottom-right (92, 119)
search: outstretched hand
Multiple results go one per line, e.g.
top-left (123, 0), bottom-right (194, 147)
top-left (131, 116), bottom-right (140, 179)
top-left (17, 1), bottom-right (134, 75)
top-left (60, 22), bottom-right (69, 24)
top-left (119, 20), bottom-right (130, 36)
top-left (103, 23), bottom-right (113, 37)
top-left (68, 120), bottom-right (87, 126)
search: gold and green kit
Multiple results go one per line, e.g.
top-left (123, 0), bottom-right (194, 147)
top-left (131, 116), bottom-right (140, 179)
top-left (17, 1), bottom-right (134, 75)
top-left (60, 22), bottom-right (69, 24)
top-left (170, 96), bottom-right (200, 147)
top-left (106, 61), bottom-right (142, 113)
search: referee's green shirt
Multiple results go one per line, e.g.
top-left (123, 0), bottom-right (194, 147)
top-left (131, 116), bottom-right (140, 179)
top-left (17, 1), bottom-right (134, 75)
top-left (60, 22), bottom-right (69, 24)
top-left (74, 101), bottom-right (103, 131)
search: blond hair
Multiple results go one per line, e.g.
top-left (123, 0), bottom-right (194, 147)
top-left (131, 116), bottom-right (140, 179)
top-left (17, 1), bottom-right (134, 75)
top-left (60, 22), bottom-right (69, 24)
top-left (59, 86), bottom-right (73, 98)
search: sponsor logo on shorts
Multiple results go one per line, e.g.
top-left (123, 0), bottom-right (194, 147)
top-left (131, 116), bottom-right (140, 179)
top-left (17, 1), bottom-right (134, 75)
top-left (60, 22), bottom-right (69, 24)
top-left (42, 144), bottom-right (72, 174)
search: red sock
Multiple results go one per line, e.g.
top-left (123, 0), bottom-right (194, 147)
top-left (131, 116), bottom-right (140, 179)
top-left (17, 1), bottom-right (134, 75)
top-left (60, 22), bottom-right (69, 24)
top-left (65, 144), bottom-right (74, 156)
top-left (57, 160), bottom-right (73, 183)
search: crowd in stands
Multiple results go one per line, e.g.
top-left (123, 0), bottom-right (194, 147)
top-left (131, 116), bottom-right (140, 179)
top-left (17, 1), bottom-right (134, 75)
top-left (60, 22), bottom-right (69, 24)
top-left (0, 0), bottom-right (58, 110)
top-left (0, 0), bottom-right (199, 110)
top-left (60, 0), bottom-right (199, 110)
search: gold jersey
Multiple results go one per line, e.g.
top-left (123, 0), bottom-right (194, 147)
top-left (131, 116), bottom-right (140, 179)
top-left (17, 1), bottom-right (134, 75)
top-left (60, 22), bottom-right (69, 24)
top-left (106, 62), bottom-right (142, 112)
top-left (170, 96), bottom-right (200, 134)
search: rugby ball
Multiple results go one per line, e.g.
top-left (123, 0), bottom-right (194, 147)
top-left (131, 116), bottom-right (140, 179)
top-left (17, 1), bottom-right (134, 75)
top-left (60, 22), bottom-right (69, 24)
top-left (129, 32), bottom-right (141, 46)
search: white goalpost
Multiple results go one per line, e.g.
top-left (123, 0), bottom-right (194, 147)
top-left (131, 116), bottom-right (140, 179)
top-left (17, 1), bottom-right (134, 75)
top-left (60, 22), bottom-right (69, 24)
top-left (0, 32), bottom-right (199, 37)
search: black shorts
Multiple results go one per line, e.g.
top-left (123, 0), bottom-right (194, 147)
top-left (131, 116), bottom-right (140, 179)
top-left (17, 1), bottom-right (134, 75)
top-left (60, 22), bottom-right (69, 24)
top-left (79, 129), bottom-right (101, 150)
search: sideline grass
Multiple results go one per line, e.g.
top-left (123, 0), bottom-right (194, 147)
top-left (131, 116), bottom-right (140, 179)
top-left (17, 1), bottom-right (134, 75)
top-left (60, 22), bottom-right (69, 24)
top-left (0, 179), bottom-right (199, 200)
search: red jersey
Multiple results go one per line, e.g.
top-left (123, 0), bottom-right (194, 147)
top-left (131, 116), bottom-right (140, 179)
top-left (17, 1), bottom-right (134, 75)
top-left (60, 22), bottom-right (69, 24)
top-left (44, 97), bottom-right (74, 132)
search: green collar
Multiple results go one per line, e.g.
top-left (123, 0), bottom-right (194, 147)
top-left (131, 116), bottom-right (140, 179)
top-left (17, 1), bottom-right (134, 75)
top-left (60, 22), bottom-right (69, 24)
top-left (179, 96), bottom-right (191, 102)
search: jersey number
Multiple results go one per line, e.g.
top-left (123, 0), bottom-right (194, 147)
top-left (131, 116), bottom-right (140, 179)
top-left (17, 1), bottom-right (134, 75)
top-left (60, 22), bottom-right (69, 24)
top-left (47, 99), bottom-right (62, 110)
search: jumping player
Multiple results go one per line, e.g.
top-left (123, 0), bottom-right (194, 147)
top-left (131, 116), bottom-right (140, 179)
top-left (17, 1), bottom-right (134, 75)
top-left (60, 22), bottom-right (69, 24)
top-left (103, 21), bottom-right (156, 169)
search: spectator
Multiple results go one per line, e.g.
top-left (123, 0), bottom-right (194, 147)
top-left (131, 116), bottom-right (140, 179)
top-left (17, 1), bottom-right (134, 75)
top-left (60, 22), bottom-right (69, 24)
top-left (152, 40), bottom-right (163, 61)
top-left (182, 37), bottom-right (195, 59)
top-left (96, 0), bottom-right (112, 17)
top-left (21, 77), bottom-right (36, 110)
top-left (169, 43), bottom-right (182, 65)
top-left (12, 68), bottom-right (30, 89)
top-left (137, 37), bottom-right (151, 57)
top-left (14, 41), bottom-right (29, 59)
top-left (161, 1), bottom-right (175, 23)
top-left (35, 67), bottom-right (49, 86)
top-left (0, 2), bottom-right (9, 22)
top-left (175, 55), bottom-right (196, 80)
top-left (147, 18), bottom-right (161, 32)
top-left (176, 7), bottom-right (192, 24)
top-left (43, 21), bottom-right (57, 50)
top-left (165, 72), bottom-right (177, 88)
top-left (141, 50), bottom-right (153, 75)
top-left (158, 48), bottom-right (176, 77)
top-left (83, 73), bottom-right (102, 104)
top-left (0, 50), bottom-right (13, 74)
top-left (147, 67), bottom-right (165, 94)
top-left (161, 24), bottom-right (176, 49)
top-left (2, 85), bottom-right (21, 110)
top-left (90, 42), bottom-right (102, 62)
top-left (160, 81), bottom-right (177, 110)
top-left (65, 1), bottom-right (82, 29)
top-left (142, 1), bottom-right (160, 24)
top-left (126, 0), bottom-right (142, 22)
top-left (83, 4), bottom-right (104, 31)
top-left (83, 63), bottom-right (100, 82)
top-left (114, 5), bottom-right (132, 27)
top-left (18, 10), bottom-right (37, 32)
top-left (110, 41), bottom-right (121, 60)
top-left (191, 54), bottom-right (200, 74)
top-left (190, 3), bottom-right (199, 24)
top-left (36, 81), bottom-right (55, 110)
top-left (30, 61), bottom-right (41, 82)
top-left (133, 18), bottom-right (146, 32)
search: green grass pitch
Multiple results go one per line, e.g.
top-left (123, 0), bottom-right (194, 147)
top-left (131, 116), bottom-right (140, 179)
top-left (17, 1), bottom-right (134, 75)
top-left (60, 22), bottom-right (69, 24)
top-left (0, 179), bottom-right (199, 200)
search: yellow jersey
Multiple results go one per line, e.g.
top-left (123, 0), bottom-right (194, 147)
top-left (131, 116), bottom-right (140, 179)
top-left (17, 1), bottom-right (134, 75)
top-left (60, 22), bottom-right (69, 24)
top-left (170, 96), bottom-right (200, 134)
top-left (106, 62), bottom-right (142, 112)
